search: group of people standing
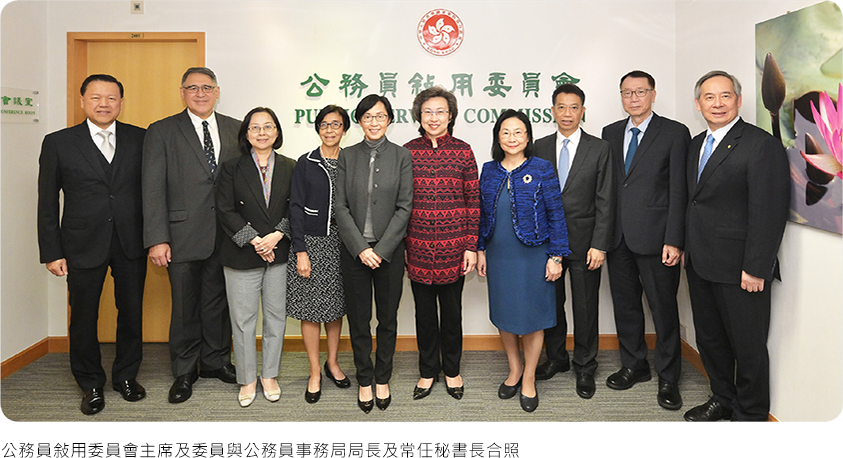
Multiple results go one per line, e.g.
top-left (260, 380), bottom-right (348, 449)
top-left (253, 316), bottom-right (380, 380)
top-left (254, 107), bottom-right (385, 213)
top-left (38, 65), bottom-right (789, 421)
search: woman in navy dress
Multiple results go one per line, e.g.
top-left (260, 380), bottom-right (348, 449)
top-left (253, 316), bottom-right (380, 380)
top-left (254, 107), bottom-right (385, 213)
top-left (477, 109), bottom-right (570, 412)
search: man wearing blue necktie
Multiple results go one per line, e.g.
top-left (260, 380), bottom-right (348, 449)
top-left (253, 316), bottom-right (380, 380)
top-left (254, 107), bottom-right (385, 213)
top-left (601, 70), bottom-right (691, 411)
top-left (683, 70), bottom-right (789, 421)
top-left (533, 84), bottom-right (614, 399)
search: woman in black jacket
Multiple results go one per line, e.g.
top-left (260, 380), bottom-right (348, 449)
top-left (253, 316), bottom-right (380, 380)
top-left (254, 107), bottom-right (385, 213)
top-left (216, 107), bottom-right (296, 407)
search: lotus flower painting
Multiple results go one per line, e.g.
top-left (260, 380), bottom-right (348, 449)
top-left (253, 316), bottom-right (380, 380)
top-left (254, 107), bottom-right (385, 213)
top-left (756, 1), bottom-right (842, 234)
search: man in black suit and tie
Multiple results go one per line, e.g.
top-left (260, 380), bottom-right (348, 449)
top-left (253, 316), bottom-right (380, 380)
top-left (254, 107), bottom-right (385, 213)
top-left (38, 74), bottom-right (147, 414)
top-left (601, 70), bottom-right (690, 410)
top-left (143, 67), bottom-right (240, 403)
top-left (533, 83), bottom-right (614, 399)
top-left (683, 71), bottom-right (789, 421)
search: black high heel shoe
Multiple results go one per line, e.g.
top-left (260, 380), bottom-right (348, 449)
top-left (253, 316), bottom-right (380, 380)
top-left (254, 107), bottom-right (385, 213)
top-left (375, 384), bottom-right (391, 410)
top-left (358, 385), bottom-right (374, 413)
top-left (412, 376), bottom-right (438, 400)
top-left (446, 376), bottom-right (464, 400)
top-left (324, 361), bottom-right (351, 388)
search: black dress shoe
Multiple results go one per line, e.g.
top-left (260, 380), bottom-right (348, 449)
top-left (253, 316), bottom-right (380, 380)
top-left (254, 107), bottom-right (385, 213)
top-left (606, 367), bottom-right (652, 390)
top-left (324, 361), bottom-right (351, 388)
top-left (305, 388), bottom-right (321, 404)
top-left (657, 378), bottom-right (682, 410)
top-left (413, 378), bottom-right (437, 400)
top-left (80, 387), bottom-right (105, 415)
top-left (112, 379), bottom-right (146, 402)
top-left (519, 393), bottom-right (539, 412)
top-left (498, 377), bottom-right (522, 399)
top-left (535, 360), bottom-right (570, 381)
top-left (376, 394), bottom-right (392, 410)
top-left (446, 384), bottom-right (464, 400)
top-left (575, 373), bottom-right (596, 399)
top-left (684, 397), bottom-right (732, 421)
top-left (358, 385), bottom-right (374, 413)
top-left (200, 363), bottom-right (237, 384)
top-left (168, 372), bottom-right (198, 404)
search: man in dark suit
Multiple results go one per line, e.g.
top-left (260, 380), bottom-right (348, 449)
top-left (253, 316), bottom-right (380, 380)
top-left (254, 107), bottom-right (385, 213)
top-left (683, 71), bottom-right (789, 421)
top-left (601, 70), bottom-right (690, 410)
top-left (533, 83), bottom-right (614, 399)
top-left (142, 67), bottom-right (240, 403)
top-left (38, 74), bottom-right (147, 415)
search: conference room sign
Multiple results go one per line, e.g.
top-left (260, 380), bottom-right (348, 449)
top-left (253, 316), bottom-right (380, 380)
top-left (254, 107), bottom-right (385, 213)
top-left (0, 87), bottom-right (39, 124)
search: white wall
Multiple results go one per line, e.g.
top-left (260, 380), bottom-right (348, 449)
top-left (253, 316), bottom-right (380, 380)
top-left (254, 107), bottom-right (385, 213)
top-left (0, 0), bottom-right (50, 361)
top-left (675, 0), bottom-right (843, 422)
top-left (1, 0), bottom-right (840, 424)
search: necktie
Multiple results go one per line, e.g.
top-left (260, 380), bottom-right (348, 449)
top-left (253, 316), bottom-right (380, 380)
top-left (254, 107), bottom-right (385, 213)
top-left (625, 127), bottom-right (640, 174)
top-left (697, 134), bottom-right (715, 181)
top-left (558, 138), bottom-right (570, 189)
top-left (203, 120), bottom-right (217, 177)
top-left (97, 130), bottom-right (114, 163)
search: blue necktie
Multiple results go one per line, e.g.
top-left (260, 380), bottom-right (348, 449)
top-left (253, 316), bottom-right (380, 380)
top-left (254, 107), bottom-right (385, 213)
top-left (203, 120), bottom-right (217, 178)
top-left (697, 134), bottom-right (715, 181)
top-left (624, 127), bottom-right (640, 174)
top-left (558, 138), bottom-right (570, 189)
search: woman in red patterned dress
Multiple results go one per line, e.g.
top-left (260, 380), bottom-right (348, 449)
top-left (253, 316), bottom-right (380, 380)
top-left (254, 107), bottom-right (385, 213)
top-left (403, 86), bottom-right (480, 401)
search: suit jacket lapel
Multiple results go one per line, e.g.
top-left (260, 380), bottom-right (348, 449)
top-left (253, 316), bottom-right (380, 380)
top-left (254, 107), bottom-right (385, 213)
top-left (240, 154), bottom-right (271, 219)
top-left (176, 110), bottom-right (214, 178)
top-left (566, 130), bottom-right (591, 191)
top-left (696, 120), bottom-right (744, 191)
top-left (627, 114), bottom-right (660, 176)
top-left (267, 153), bottom-right (286, 218)
top-left (73, 123), bottom-right (109, 183)
top-left (110, 121), bottom-right (127, 178)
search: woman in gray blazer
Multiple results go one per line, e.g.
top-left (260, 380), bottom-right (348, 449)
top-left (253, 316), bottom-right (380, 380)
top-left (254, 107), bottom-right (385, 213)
top-left (335, 94), bottom-right (413, 413)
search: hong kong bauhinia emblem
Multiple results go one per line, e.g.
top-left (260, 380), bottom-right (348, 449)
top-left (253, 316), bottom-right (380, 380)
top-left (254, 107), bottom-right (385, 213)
top-left (417, 9), bottom-right (464, 56)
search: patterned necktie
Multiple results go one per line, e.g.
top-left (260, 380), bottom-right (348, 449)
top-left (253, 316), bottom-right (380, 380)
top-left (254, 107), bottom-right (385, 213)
top-left (625, 127), bottom-right (640, 174)
top-left (97, 130), bottom-right (114, 163)
top-left (558, 138), bottom-right (570, 189)
top-left (202, 120), bottom-right (217, 177)
top-left (697, 134), bottom-right (715, 181)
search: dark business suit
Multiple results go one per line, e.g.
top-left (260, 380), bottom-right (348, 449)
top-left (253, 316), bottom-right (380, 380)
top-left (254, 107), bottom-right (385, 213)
top-left (335, 137), bottom-right (413, 386)
top-left (142, 109), bottom-right (240, 377)
top-left (685, 118), bottom-right (789, 421)
top-left (534, 130), bottom-right (614, 375)
top-left (602, 113), bottom-right (690, 383)
top-left (38, 121), bottom-right (147, 390)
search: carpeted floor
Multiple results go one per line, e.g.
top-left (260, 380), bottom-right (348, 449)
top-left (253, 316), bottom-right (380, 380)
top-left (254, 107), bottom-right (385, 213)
top-left (1, 343), bottom-right (712, 422)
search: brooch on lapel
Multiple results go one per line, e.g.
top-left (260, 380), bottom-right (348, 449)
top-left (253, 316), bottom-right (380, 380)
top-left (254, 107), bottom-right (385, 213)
top-left (522, 174), bottom-right (533, 184)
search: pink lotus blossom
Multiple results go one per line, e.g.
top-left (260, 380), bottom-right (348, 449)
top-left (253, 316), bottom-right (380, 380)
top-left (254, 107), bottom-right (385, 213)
top-left (801, 83), bottom-right (843, 179)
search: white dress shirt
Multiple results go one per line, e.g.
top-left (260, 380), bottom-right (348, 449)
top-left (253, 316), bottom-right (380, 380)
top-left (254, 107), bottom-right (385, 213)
top-left (187, 109), bottom-right (221, 163)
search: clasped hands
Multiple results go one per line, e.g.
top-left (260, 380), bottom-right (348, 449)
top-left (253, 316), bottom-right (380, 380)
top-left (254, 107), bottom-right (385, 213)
top-left (251, 231), bottom-right (283, 262)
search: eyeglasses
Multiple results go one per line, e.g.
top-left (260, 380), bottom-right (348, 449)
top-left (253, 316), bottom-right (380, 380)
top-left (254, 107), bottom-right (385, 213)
top-left (319, 121), bottom-right (344, 131)
top-left (360, 113), bottom-right (389, 123)
top-left (182, 85), bottom-right (217, 94)
top-left (620, 89), bottom-right (653, 98)
top-left (499, 130), bottom-right (527, 139)
top-left (248, 124), bottom-right (277, 133)
top-left (421, 110), bottom-right (450, 118)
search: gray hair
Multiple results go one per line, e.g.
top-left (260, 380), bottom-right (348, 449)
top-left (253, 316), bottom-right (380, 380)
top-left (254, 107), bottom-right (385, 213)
top-left (181, 67), bottom-right (218, 85)
top-left (694, 70), bottom-right (741, 100)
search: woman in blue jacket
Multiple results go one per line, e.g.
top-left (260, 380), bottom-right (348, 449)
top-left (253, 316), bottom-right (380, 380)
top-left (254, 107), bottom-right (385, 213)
top-left (287, 105), bottom-right (352, 404)
top-left (477, 109), bottom-right (570, 412)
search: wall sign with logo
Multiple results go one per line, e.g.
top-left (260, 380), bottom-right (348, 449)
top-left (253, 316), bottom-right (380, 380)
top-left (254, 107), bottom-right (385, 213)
top-left (1, 87), bottom-right (40, 123)
top-left (417, 9), bottom-right (464, 56)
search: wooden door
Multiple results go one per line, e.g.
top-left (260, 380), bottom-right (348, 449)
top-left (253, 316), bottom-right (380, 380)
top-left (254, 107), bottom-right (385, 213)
top-left (67, 32), bottom-right (205, 342)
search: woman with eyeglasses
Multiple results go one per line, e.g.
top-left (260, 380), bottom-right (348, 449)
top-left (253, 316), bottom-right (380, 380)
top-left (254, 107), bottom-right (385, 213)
top-left (335, 94), bottom-right (413, 413)
top-left (476, 109), bottom-right (571, 412)
top-left (286, 105), bottom-right (352, 404)
top-left (403, 87), bottom-right (479, 402)
top-left (216, 107), bottom-right (296, 407)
